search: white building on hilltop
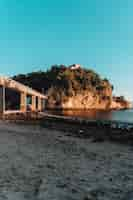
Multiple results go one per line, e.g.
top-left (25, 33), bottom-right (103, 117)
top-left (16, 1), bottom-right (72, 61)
top-left (70, 64), bottom-right (81, 70)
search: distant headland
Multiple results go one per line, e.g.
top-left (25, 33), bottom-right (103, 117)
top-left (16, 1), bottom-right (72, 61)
top-left (13, 64), bottom-right (132, 110)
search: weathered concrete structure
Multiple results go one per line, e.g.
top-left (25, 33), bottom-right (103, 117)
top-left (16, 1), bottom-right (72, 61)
top-left (0, 76), bottom-right (47, 115)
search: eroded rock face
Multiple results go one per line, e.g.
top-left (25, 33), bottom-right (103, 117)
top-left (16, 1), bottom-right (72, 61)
top-left (47, 90), bottom-right (132, 110)
top-left (47, 83), bottom-right (113, 110)
top-left (61, 92), bottom-right (111, 110)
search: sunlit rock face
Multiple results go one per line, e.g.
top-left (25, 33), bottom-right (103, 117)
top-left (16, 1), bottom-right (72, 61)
top-left (50, 94), bottom-right (131, 110)
top-left (46, 65), bottom-right (132, 110)
top-left (61, 91), bottom-right (111, 110)
top-left (47, 94), bottom-right (132, 110)
top-left (110, 97), bottom-right (132, 110)
top-left (46, 83), bottom-right (113, 110)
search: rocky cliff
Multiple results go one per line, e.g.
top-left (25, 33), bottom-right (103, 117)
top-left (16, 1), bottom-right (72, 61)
top-left (13, 64), bottom-right (132, 110)
top-left (46, 65), bottom-right (131, 110)
top-left (47, 90), bottom-right (131, 110)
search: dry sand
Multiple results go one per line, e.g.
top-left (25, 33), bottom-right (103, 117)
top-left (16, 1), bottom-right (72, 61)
top-left (0, 121), bottom-right (132, 199)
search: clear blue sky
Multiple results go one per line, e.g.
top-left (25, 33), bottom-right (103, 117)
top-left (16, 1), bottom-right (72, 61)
top-left (0, 0), bottom-right (133, 100)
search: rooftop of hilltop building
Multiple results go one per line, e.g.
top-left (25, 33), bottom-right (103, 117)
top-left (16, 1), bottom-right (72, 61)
top-left (69, 64), bottom-right (81, 70)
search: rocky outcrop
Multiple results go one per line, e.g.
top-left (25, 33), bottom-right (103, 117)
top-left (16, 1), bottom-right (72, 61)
top-left (46, 65), bottom-right (132, 110)
top-left (61, 92), bottom-right (111, 110)
top-left (13, 64), bottom-right (131, 111)
top-left (110, 97), bottom-right (132, 110)
top-left (47, 93), bottom-right (131, 110)
top-left (46, 83), bottom-right (113, 110)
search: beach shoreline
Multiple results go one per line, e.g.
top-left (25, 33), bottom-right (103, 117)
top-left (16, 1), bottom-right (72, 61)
top-left (2, 111), bottom-right (133, 144)
top-left (0, 121), bottom-right (133, 199)
top-left (40, 114), bottom-right (133, 144)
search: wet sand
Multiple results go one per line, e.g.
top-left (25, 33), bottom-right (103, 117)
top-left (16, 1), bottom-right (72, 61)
top-left (0, 121), bottom-right (133, 199)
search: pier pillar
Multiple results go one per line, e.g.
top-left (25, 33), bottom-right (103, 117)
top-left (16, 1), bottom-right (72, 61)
top-left (20, 92), bottom-right (27, 112)
top-left (31, 95), bottom-right (36, 111)
top-left (0, 86), bottom-right (5, 114)
top-left (41, 99), bottom-right (45, 111)
top-left (38, 97), bottom-right (42, 111)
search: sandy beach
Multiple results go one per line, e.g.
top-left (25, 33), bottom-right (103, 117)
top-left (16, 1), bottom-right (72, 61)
top-left (0, 121), bottom-right (133, 199)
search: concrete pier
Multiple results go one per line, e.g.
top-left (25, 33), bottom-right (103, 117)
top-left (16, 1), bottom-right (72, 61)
top-left (0, 76), bottom-right (47, 115)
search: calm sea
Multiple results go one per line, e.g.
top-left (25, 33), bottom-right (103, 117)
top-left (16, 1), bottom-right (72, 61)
top-left (47, 109), bottom-right (133, 123)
